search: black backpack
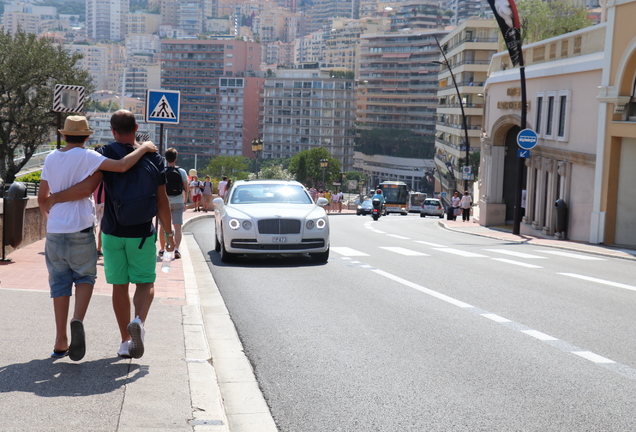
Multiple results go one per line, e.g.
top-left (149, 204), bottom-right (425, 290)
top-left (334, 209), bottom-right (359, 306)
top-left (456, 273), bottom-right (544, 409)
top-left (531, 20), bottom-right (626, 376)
top-left (166, 166), bottom-right (183, 196)
top-left (108, 145), bottom-right (159, 226)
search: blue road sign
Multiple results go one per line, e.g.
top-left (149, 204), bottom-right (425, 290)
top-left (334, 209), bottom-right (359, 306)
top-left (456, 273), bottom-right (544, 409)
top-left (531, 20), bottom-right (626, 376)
top-left (517, 129), bottom-right (538, 150)
top-left (146, 90), bottom-right (180, 124)
top-left (518, 149), bottom-right (530, 158)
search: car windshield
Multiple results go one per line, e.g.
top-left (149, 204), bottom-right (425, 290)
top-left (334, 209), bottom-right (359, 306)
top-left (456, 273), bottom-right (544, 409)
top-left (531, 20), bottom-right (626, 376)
top-left (230, 184), bottom-right (312, 205)
top-left (424, 200), bottom-right (439, 205)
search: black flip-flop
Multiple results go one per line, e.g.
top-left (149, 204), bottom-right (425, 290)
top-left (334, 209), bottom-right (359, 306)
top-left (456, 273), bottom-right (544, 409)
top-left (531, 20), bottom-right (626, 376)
top-left (68, 320), bottom-right (86, 361)
top-left (50, 349), bottom-right (68, 359)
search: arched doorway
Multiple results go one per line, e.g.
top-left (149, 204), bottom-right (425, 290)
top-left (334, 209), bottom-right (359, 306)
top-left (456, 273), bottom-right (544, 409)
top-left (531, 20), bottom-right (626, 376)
top-left (503, 125), bottom-right (523, 222)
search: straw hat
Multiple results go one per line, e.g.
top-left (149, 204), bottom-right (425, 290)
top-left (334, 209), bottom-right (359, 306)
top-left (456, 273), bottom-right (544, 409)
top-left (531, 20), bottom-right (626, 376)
top-left (58, 116), bottom-right (94, 136)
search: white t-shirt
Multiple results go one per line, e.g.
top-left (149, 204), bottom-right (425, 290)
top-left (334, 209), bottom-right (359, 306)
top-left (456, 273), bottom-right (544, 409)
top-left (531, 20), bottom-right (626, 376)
top-left (190, 180), bottom-right (202, 196)
top-left (218, 180), bottom-right (228, 197)
top-left (42, 147), bottom-right (106, 233)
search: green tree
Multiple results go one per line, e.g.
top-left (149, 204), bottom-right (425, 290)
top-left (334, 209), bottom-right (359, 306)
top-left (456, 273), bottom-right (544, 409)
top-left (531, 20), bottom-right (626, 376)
top-left (516, 0), bottom-right (592, 44)
top-left (0, 30), bottom-right (93, 183)
top-left (356, 129), bottom-right (434, 159)
top-left (202, 155), bottom-right (251, 180)
top-left (249, 165), bottom-right (295, 180)
top-left (288, 147), bottom-right (341, 189)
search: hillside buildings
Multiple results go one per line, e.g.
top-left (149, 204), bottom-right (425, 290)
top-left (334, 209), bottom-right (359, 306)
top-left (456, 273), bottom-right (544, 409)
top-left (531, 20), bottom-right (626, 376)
top-left (260, 69), bottom-right (357, 170)
top-left (433, 18), bottom-right (499, 196)
top-left (86, 0), bottom-right (128, 42)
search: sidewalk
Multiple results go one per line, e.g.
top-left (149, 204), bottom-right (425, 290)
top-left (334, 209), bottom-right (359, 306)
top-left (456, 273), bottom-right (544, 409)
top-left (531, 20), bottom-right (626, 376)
top-left (1, 207), bottom-right (632, 432)
top-left (0, 208), bottom-right (276, 432)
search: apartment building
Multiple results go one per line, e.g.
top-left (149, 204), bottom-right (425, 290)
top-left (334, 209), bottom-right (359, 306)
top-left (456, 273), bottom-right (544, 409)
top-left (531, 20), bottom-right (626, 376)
top-left (304, 0), bottom-right (360, 36)
top-left (433, 18), bottom-right (499, 196)
top-left (86, 0), bottom-right (128, 42)
top-left (160, 39), bottom-right (262, 158)
top-left (356, 29), bottom-right (447, 137)
top-left (125, 12), bottom-right (161, 35)
top-left (323, 18), bottom-right (382, 71)
top-left (65, 43), bottom-right (124, 92)
top-left (1, 4), bottom-right (58, 35)
top-left (260, 69), bottom-right (357, 170)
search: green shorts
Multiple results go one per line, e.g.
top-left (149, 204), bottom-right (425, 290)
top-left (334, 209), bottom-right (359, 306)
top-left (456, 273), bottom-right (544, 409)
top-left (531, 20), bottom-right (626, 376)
top-left (102, 233), bottom-right (157, 285)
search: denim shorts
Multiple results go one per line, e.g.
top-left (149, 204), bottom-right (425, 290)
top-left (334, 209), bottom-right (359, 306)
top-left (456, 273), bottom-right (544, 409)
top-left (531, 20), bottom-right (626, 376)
top-left (45, 229), bottom-right (97, 298)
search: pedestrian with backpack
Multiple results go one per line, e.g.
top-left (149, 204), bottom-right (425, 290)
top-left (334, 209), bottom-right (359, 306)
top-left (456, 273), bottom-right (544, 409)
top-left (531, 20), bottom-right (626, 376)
top-left (201, 175), bottom-right (214, 212)
top-left (159, 147), bottom-right (188, 258)
top-left (190, 175), bottom-right (203, 212)
top-left (45, 110), bottom-right (174, 359)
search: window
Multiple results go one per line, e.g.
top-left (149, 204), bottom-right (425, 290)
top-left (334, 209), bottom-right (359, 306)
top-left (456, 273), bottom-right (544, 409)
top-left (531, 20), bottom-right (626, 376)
top-left (545, 94), bottom-right (555, 137)
top-left (535, 94), bottom-right (543, 134)
top-left (556, 90), bottom-right (571, 141)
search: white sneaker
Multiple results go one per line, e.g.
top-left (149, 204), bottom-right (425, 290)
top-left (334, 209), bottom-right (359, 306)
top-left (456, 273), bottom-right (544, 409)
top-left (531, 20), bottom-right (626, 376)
top-left (118, 340), bottom-right (131, 358)
top-left (127, 317), bottom-right (145, 359)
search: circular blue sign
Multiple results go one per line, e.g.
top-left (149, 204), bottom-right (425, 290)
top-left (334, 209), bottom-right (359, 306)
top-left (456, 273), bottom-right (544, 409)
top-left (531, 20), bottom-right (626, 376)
top-left (517, 129), bottom-right (538, 150)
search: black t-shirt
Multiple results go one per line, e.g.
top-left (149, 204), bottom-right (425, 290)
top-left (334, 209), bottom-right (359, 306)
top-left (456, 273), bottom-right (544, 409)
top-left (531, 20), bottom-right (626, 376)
top-left (97, 142), bottom-right (167, 238)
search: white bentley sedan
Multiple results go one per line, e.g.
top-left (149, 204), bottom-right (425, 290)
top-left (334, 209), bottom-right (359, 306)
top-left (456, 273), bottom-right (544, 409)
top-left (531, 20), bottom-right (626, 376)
top-left (212, 180), bottom-right (330, 263)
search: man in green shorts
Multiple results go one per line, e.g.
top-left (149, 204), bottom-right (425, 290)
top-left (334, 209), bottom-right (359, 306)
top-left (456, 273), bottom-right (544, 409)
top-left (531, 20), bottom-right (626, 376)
top-left (47, 110), bottom-right (174, 359)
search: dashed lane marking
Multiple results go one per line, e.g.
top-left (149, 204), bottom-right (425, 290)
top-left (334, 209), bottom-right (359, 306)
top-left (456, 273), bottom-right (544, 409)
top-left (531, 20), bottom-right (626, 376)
top-left (331, 247), bottom-right (370, 257)
top-left (379, 247), bottom-right (428, 256)
top-left (387, 234), bottom-right (411, 240)
top-left (558, 273), bottom-right (636, 292)
top-left (413, 240), bottom-right (446, 247)
top-left (535, 250), bottom-right (605, 260)
top-left (339, 258), bottom-right (636, 380)
top-left (491, 258), bottom-right (543, 269)
top-left (432, 248), bottom-right (488, 258)
top-left (484, 249), bottom-right (547, 259)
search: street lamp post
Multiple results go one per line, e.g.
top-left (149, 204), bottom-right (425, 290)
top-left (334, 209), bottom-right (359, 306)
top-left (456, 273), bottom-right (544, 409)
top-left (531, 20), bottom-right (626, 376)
top-left (251, 138), bottom-right (263, 179)
top-left (320, 158), bottom-right (328, 189)
top-left (433, 36), bottom-right (471, 193)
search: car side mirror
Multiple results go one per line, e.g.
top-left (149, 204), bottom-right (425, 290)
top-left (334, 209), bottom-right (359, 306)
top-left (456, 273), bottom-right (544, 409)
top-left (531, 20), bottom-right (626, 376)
top-left (212, 197), bottom-right (224, 210)
top-left (316, 197), bottom-right (329, 207)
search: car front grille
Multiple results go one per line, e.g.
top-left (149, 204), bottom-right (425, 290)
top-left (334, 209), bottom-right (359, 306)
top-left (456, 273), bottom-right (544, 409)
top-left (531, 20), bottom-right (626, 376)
top-left (231, 238), bottom-right (325, 250)
top-left (258, 219), bottom-right (301, 234)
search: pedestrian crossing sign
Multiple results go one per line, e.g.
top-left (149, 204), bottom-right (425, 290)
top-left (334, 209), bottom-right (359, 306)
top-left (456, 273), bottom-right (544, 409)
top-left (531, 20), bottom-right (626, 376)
top-left (146, 90), bottom-right (180, 124)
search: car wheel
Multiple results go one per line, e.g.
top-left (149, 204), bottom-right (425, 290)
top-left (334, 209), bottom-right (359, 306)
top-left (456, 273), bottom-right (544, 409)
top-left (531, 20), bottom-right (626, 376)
top-left (219, 231), bottom-right (236, 263)
top-left (420, 213), bottom-right (425, 218)
top-left (214, 228), bottom-right (221, 252)
top-left (310, 248), bottom-right (329, 263)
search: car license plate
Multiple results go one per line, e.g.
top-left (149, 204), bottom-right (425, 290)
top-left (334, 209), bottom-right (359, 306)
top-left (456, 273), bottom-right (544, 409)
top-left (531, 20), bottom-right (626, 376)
top-left (272, 236), bottom-right (287, 243)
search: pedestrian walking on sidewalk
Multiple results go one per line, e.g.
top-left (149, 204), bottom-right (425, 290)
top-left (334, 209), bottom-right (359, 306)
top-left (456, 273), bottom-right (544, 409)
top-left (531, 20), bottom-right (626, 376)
top-left (46, 110), bottom-right (174, 359)
top-left (460, 191), bottom-right (473, 222)
top-left (39, 115), bottom-right (157, 361)
top-left (201, 175), bottom-right (214, 212)
top-left (451, 191), bottom-right (461, 221)
top-left (159, 147), bottom-right (188, 259)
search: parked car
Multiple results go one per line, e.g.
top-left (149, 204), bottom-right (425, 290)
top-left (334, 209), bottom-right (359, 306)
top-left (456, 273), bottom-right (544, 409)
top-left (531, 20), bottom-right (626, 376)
top-left (356, 199), bottom-right (374, 215)
top-left (420, 198), bottom-right (445, 218)
top-left (213, 180), bottom-right (330, 263)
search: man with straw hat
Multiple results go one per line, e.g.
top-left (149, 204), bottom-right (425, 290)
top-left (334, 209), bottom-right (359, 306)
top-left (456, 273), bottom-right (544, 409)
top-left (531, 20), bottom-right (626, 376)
top-left (38, 115), bottom-right (157, 361)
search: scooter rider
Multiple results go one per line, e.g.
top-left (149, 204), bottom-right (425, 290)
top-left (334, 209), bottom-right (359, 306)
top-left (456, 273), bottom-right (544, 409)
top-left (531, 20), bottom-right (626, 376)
top-left (371, 189), bottom-right (386, 214)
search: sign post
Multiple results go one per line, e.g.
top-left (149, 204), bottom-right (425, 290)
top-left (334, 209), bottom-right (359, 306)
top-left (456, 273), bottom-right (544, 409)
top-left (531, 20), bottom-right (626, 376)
top-left (145, 90), bottom-right (181, 154)
top-left (53, 84), bottom-right (85, 149)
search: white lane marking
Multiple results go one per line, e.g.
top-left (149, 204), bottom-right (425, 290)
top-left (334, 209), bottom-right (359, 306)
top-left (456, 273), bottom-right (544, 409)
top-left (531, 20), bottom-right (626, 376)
top-left (388, 234), bottom-right (411, 240)
top-left (484, 249), bottom-right (547, 259)
top-left (371, 269), bottom-right (472, 308)
top-left (521, 330), bottom-right (558, 341)
top-left (491, 258), bottom-right (543, 269)
top-left (535, 250), bottom-right (605, 260)
top-left (432, 248), bottom-right (488, 258)
top-left (331, 247), bottom-right (370, 257)
top-left (481, 313), bottom-right (511, 323)
top-left (573, 351), bottom-right (615, 364)
top-left (379, 247), bottom-right (428, 256)
top-left (338, 259), bottom-right (635, 379)
top-left (372, 229), bottom-right (386, 234)
top-left (558, 273), bottom-right (636, 292)
top-left (414, 240), bottom-right (446, 247)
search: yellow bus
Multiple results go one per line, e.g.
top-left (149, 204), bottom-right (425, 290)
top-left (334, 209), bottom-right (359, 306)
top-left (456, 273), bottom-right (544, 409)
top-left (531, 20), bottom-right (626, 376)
top-left (378, 181), bottom-right (410, 215)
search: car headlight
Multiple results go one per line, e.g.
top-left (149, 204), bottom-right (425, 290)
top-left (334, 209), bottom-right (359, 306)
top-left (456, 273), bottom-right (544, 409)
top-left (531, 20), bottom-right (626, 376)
top-left (305, 218), bottom-right (327, 230)
top-left (242, 220), bottom-right (252, 230)
top-left (229, 219), bottom-right (241, 230)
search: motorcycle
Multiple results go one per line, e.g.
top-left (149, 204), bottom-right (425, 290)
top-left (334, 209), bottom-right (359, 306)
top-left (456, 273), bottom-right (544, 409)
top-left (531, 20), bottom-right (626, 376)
top-left (371, 198), bottom-right (385, 221)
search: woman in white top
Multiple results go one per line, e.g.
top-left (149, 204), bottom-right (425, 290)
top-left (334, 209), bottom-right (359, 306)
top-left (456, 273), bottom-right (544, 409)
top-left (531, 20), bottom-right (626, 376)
top-left (460, 191), bottom-right (472, 222)
top-left (190, 175), bottom-right (203, 212)
top-left (451, 191), bottom-right (461, 221)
